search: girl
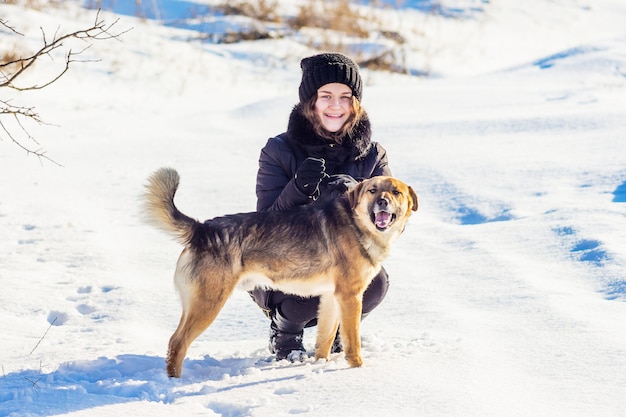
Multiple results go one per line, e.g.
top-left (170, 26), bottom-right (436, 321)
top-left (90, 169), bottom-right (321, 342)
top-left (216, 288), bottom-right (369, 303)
top-left (250, 53), bottom-right (392, 361)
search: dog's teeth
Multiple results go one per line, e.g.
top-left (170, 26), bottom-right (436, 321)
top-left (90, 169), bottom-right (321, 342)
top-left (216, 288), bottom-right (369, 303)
top-left (375, 212), bottom-right (391, 228)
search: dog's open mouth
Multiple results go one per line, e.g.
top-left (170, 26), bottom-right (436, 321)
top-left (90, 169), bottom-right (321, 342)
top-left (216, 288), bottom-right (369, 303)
top-left (373, 211), bottom-right (396, 231)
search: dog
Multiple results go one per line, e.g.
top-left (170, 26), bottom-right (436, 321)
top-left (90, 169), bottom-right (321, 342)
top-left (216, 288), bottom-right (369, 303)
top-left (143, 167), bottom-right (418, 377)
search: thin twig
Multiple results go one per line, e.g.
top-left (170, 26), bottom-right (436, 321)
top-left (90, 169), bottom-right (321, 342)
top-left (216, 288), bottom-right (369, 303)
top-left (0, 18), bottom-right (24, 36)
top-left (30, 317), bottom-right (57, 355)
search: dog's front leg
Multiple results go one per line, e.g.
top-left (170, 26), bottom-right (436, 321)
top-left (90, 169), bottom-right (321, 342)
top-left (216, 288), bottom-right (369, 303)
top-left (338, 293), bottom-right (363, 367)
top-left (314, 293), bottom-right (340, 361)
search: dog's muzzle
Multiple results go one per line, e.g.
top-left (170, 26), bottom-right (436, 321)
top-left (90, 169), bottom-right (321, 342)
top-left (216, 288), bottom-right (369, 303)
top-left (372, 198), bottom-right (396, 231)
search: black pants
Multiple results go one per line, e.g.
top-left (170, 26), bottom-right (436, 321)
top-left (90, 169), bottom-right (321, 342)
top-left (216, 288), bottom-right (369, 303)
top-left (249, 268), bottom-right (389, 333)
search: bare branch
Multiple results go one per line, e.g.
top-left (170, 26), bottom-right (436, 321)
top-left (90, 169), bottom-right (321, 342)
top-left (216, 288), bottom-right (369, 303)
top-left (0, 18), bottom-right (24, 36)
top-left (1, 10), bottom-right (129, 91)
top-left (1, 10), bottom-right (131, 164)
top-left (0, 100), bottom-right (61, 166)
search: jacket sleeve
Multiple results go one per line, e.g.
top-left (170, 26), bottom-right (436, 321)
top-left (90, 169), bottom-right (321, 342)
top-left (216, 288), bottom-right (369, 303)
top-left (256, 136), bottom-right (310, 211)
top-left (372, 142), bottom-right (392, 177)
top-left (352, 142), bottom-right (391, 180)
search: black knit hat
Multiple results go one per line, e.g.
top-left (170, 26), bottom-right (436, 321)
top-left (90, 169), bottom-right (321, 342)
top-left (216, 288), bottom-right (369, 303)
top-left (298, 53), bottom-right (363, 103)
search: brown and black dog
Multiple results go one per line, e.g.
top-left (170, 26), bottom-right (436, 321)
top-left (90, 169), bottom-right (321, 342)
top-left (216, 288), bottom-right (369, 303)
top-left (143, 167), bottom-right (417, 377)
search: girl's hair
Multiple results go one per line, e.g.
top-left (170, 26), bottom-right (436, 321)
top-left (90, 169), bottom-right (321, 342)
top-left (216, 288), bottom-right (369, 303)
top-left (302, 94), bottom-right (365, 143)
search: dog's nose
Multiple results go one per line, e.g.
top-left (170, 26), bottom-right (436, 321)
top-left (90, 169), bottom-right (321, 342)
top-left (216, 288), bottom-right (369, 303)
top-left (377, 198), bottom-right (388, 208)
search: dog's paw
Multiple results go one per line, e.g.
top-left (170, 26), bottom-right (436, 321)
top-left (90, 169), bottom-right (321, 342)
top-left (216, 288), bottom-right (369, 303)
top-left (286, 350), bottom-right (308, 363)
top-left (345, 355), bottom-right (363, 368)
top-left (314, 352), bottom-right (330, 362)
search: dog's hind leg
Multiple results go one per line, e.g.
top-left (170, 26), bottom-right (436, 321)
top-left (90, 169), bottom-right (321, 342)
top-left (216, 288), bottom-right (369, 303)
top-left (166, 310), bottom-right (193, 378)
top-left (166, 254), bottom-right (235, 377)
top-left (166, 287), bottom-right (232, 377)
top-left (314, 293), bottom-right (340, 362)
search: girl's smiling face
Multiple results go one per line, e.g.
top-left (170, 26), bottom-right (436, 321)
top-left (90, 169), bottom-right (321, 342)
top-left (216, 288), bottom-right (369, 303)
top-left (314, 83), bottom-right (353, 133)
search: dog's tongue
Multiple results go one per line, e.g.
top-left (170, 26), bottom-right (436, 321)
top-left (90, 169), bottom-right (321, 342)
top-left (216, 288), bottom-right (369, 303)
top-left (375, 211), bottom-right (391, 229)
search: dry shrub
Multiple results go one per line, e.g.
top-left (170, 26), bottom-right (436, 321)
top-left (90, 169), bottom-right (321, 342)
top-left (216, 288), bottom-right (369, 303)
top-left (302, 36), bottom-right (408, 74)
top-left (216, 29), bottom-right (273, 44)
top-left (289, 0), bottom-right (410, 74)
top-left (1, 26), bottom-right (31, 78)
top-left (4, 0), bottom-right (64, 10)
top-left (359, 49), bottom-right (407, 72)
top-left (216, 0), bottom-right (281, 23)
top-left (1, 46), bottom-right (22, 67)
top-left (132, 0), bottom-right (412, 73)
top-left (291, 0), bottom-right (369, 38)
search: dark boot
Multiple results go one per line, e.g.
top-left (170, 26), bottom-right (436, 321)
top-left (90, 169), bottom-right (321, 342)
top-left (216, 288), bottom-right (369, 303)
top-left (269, 309), bottom-right (308, 362)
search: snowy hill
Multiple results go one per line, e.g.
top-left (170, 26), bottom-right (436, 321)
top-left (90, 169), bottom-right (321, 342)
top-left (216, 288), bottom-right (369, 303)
top-left (1, 1), bottom-right (626, 416)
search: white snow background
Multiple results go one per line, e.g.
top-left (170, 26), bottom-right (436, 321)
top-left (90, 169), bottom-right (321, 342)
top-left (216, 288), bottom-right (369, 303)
top-left (1, 0), bottom-right (626, 416)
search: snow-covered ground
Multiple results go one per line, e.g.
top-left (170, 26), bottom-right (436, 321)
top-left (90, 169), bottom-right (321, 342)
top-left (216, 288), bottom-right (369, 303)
top-left (1, 1), bottom-right (626, 416)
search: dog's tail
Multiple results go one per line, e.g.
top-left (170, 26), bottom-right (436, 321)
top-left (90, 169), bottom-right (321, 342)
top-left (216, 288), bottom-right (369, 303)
top-left (143, 167), bottom-right (199, 245)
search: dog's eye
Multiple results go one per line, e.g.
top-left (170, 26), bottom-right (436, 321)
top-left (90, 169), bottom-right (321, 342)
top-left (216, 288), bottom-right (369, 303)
top-left (392, 190), bottom-right (400, 196)
top-left (368, 189), bottom-right (376, 194)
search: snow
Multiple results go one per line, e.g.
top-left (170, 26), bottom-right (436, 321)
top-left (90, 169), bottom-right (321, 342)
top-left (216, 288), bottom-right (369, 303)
top-left (1, 1), bottom-right (626, 416)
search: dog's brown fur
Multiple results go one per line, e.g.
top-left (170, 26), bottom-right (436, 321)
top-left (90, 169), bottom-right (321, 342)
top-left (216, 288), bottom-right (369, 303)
top-left (143, 167), bottom-right (417, 377)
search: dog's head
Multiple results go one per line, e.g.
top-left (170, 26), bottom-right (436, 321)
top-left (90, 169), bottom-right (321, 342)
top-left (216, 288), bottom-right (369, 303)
top-left (348, 176), bottom-right (418, 236)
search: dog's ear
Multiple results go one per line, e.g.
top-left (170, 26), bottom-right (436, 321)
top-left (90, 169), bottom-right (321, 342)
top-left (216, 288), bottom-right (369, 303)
top-left (408, 186), bottom-right (418, 212)
top-left (348, 181), bottom-right (364, 210)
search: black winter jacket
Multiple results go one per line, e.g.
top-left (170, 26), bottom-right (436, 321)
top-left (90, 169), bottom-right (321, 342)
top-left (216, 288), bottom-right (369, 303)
top-left (256, 104), bottom-right (391, 211)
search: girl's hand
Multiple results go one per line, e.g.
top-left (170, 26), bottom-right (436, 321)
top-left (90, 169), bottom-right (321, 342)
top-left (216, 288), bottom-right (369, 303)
top-left (295, 157), bottom-right (329, 197)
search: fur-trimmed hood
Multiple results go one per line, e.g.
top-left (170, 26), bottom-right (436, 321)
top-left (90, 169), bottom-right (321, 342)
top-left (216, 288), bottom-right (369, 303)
top-left (283, 104), bottom-right (373, 166)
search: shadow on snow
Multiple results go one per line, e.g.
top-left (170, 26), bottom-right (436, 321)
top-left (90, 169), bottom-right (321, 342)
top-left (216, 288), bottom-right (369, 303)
top-left (0, 354), bottom-right (274, 416)
top-left (612, 181), bottom-right (626, 202)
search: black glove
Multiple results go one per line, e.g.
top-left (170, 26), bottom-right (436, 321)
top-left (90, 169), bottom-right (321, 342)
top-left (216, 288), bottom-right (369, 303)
top-left (326, 174), bottom-right (358, 194)
top-left (295, 157), bottom-right (328, 197)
